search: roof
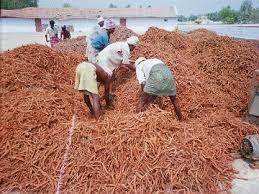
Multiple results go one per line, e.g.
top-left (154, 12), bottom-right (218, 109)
top-left (0, 7), bottom-right (177, 19)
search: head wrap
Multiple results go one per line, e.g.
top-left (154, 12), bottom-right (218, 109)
top-left (104, 19), bottom-right (116, 30)
top-left (97, 16), bottom-right (104, 24)
top-left (127, 36), bottom-right (139, 46)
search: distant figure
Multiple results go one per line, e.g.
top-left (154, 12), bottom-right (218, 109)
top-left (88, 19), bottom-right (116, 63)
top-left (86, 16), bottom-right (105, 63)
top-left (45, 20), bottom-right (60, 48)
top-left (61, 25), bottom-right (71, 40)
top-left (134, 57), bottom-right (183, 120)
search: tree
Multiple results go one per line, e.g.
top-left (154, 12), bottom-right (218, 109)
top-left (188, 15), bottom-right (198, 21)
top-left (148, 5), bottom-right (152, 8)
top-left (139, 5), bottom-right (143, 8)
top-left (1, 0), bottom-right (38, 9)
top-left (125, 5), bottom-right (130, 8)
top-left (63, 3), bottom-right (72, 8)
top-left (239, 0), bottom-right (253, 23)
top-left (250, 8), bottom-right (259, 23)
top-left (177, 15), bottom-right (187, 22)
top-left (219, 6), bottom-right (239, 24)
top-left (207, 12), bottom-right (220, 21)
top-left (108, 3), bottom-right (117, 8)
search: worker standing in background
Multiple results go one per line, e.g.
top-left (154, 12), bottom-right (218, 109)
top-left (60, 25), bottom-right (71, 40)
top-left (96, 36), bottom-right (139, 107)
top-left (86, 16), bottom-right (105, 63)
top-left (88, 19), bottom-right (116, 63)
top-left (45, 20), bottom-right (60, 48)
top-left (134, 57), bottom-right (183, 121)
top-left (74, 61), bottom-right (112, 120)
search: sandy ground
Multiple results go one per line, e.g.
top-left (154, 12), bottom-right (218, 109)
top-left (0, 32), bottom-right (86, 52)
top-left (1, 31), bottom-right (259, 194)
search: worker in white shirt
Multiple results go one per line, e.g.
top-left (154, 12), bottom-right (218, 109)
top-left (134, 57), bottom-right (183, 120)
top-left (87, 16), bottom-right (105, 63)
top-left (45, 20), bottom-right (60, 48)
top-left (96, 36), bottom-right (139, 107)
top-left (88, 19), bottom-right (116, 63)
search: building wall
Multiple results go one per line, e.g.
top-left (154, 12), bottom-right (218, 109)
top-left (126, 17), bottom-right (178, 33)
top-left (0, 18), bottom-right (35, 32)
top-left (0, 17), bottom-right (177, 33)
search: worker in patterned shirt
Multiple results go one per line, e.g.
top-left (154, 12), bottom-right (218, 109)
top-left (45, 20), bottom-right (60, 48)
top-left (134, 57), bottom-right (183, 120)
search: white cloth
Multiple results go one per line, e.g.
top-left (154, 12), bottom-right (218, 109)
top-left (97, 16), bottom-right (104, 24)
top-left (127, 36), bottom-right (139, 46)
top-left (136, 58), bottom-right (164, 84)
top-left (87, 25), bottom-right (104, 62)
top-left (45, 26), bottom-right (58, 38)
top-left (97, 42), bottom-right (130, 76)
top-left (104, 19), bottom-right (116, 30)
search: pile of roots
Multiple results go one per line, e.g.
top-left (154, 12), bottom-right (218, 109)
top-left (110, 26), bottom-right (138, 43)
top-left (54, 36), bottom-right (86, 56)
top-left (0, 27), bottom-right (258, 193)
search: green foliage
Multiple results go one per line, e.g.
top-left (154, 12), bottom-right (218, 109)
top-left (177, 15), bottom-right (187, 22)
top-left (219, 6), bottom-right (239, 24)
top-left (108, 3), bottom-right (117, 8)
top-left (1, 0), bottom-right (38, 9)
top-left (125, 5), bottom-right (130, 8)
top-left (250, 8), bottom-right (259, 23)
top-left (207, 12), bottom-right (220, 21)
top-left (189, 15), bottom-right (198, 21)
top-left (239, 0), bottom-right (253, 23)
top-left (63, 3), bottom-right (72, 8)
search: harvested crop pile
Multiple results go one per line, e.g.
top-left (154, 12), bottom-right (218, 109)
top-left (0, 44), bottom-right (86, 193)
top-left (1, 28), bottom-right (259, 194)
top-left (59, 28), bottom-right (259, 193)
top-left (61, 109), bottom-right (257, 193)
top-left (54, 36), bottom-right (86, 56)
top-left (110, 26), bottom-right (138, 43)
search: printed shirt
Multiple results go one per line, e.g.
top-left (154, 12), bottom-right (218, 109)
top-left (91, 31), bottom-right (109, 50)
top-left (136, 58), bottom-right (164, 84)
top-left (45, 26), bottom-right (58, 38)
top-left (97, 42), bottom-right (130, 76)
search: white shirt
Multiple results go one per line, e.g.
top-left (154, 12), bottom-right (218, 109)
top-left (45, 26), bottom-right (58, 38)
top-left (136, 58), bottom-right (164, 84)
top-left (97, 42), bottom-right (130, 75)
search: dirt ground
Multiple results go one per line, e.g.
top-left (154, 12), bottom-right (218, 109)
top-left (0, 32), bottom-right (86, 52)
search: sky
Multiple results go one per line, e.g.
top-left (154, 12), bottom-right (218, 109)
top-left (38, 0), bottom-right (259, 16)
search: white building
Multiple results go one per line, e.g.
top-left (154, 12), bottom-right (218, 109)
top-left (0, 7), bottom-right (178, 34)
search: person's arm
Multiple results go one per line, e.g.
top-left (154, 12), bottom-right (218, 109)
top-left (45, 28), bottom-right (49, 42)
top-left (169, 96), bottom-right (183, 121)
top-left (60, 32), bottom-right (63, 40)
top-left (140, 81), bottom-right (146, 91)
top-left (123, 62), bottom-right (136, 71)
top-left (136, 65), bottom-right (146, 88)
top-left (104, 78), bottom-right (112, 107)
top-left (45, 35), bottom-right (49, 42)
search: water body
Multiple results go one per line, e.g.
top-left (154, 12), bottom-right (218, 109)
top-left (177, 24), bottom-right (259, 40)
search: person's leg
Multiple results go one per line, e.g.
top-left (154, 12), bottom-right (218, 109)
top-left (91, 94), bottom-right (101, 120)
top-left (83, 94), bottom-right (94, 115)
top-left (169, 96), bottom-right (183, 121)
